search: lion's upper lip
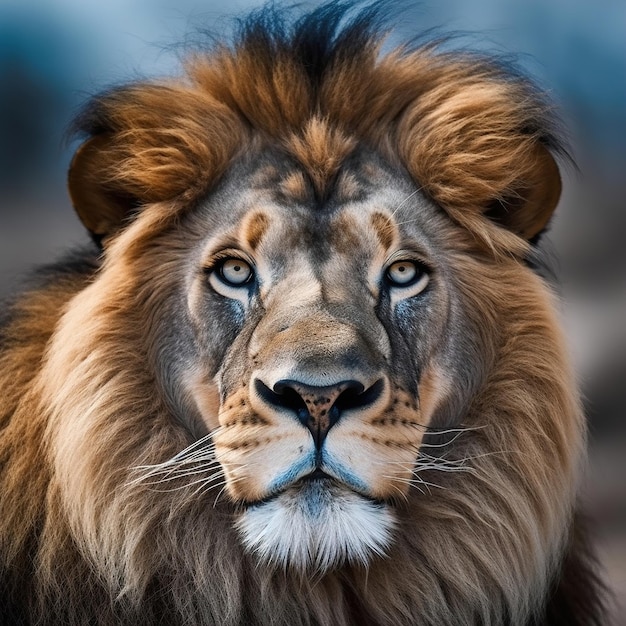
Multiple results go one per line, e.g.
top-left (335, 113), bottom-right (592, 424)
top-left (240, 453), bottom-right (380, 507)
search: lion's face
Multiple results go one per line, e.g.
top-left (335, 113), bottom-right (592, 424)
top-left (9, 8), bottom-right (588, 622)
top-left (144, 150), bottom-right (473, 571)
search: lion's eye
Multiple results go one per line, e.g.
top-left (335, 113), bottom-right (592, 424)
top-left (384, 259), bottom-right (430, 297)
top-left (218, 259), bottom-right (254, 286)
top-left (386, 261), bottom-right (420, 286)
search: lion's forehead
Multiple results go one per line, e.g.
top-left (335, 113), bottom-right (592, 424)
top-left (195, 151), bottom-right (444, 281)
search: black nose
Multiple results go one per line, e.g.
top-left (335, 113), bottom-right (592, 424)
top-left (254, 378), bottom-right (385, 447)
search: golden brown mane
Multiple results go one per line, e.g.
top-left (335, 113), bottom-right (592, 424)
top-left (69, 3), bottom-right (562, 253)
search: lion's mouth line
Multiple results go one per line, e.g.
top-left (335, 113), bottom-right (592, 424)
top-left (302, 467), bottom-right (332, 481)
top-left (239, 469), bottom-right (386, 509)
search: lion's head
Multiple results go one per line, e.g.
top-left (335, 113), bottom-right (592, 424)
top-left (0, 4), bottom-right (605, 626)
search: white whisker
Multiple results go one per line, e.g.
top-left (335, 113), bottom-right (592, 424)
top-left (132, 462), bottom-right (223, 486)
top-left (417, 432), bottom-right (468, 448)
top-left (389, 187), bottom-right (423, 219)
top-left (141, 473), bottom-right (226, 494)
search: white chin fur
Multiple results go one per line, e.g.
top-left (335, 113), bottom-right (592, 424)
top-left (235, 481), bottom-right (395, 573)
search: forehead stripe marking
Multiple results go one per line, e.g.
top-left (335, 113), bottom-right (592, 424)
top-left (370, 212), bottom-right (396, 251)
top-left (242, 212), bottom-right (270, 251)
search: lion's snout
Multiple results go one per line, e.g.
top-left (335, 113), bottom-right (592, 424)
top-left (253, 377), bottom-right (387, 447)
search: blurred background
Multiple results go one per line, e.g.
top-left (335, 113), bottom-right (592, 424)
top-left (1, 0), bottom-right (624, 620)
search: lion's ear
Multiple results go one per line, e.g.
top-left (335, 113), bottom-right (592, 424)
top-left (483, 145), bottom-right (562, 242)
top-left (68, 84), bottom-right (244, 243)
top-left (68, 135), bottom-right (139, 242)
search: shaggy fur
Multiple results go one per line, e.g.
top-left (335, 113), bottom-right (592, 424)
top-left (0, 3), bottom-right (606, 625)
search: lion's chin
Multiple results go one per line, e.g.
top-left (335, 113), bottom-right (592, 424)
top-left (235, 479), bottom-right (396, 573)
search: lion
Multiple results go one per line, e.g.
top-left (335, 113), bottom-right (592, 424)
top-left (0, 3), bottom-right (606, 625)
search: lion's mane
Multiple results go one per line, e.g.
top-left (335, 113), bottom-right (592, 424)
top-left (0, 3), bottom-right (606, 625)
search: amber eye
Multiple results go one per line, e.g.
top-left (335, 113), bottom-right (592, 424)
top-left (218, 259), bottom-right (254, 286)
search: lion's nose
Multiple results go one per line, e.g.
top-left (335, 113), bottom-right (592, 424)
top-left (254, 378), bottom-right (385, 447)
